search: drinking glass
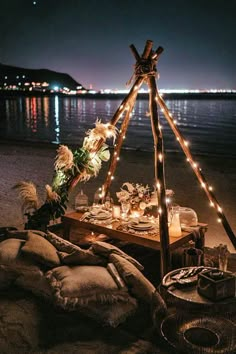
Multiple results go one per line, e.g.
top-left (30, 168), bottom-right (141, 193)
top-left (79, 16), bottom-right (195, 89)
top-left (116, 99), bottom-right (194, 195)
top-left (121, 201), bottom-right (130, 219)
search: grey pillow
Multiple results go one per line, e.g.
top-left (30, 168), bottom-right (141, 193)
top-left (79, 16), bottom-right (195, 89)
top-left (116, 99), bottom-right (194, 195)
top-left (46, 265), bottom-right (132, 310)
top-left (58, 250), bottom-right (106, 266)
top-left (0, 238), bottom-right (44, 290)
top-left (109, 253), bottom-right (155, 302)
top-left (21, 232), bottom-right (60, 268)
top-left (6, 229), bottom-right (47, 240)
top-left (46, 231), bottom-right (83, 253)
top-left (91, 241), bottom-right (144, 271)
top-left (79, 298), bottom-right (138, 327)
top-left (0, 238), bottom-right (25, 263)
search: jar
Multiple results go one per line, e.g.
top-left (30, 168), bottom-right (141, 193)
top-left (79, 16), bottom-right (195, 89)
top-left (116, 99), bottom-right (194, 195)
top-left (179, 207), bottom-right (198, 227)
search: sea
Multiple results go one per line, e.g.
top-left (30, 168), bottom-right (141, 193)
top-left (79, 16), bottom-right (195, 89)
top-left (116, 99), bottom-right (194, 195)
top-left (0, 95), bottom-right (236, 159)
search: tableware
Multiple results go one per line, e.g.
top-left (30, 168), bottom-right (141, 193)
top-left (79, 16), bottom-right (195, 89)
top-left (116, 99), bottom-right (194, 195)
top-left (130, 222), bottom-right (153, 231)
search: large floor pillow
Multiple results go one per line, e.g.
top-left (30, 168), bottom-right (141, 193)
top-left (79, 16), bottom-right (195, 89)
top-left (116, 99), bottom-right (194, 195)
top-left (46, 265), bottom-right (134, 310)
top-left (0, 295), bottom-right (41, 353)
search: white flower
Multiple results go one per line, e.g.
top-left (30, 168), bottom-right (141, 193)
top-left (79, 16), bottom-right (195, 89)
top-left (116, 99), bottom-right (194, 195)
top-left (55, 145), bottom-right (74, 171)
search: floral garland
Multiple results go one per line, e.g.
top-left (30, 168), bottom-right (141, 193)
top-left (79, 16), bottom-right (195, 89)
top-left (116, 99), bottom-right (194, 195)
top-left (14, 120), bottom-right (117, 230)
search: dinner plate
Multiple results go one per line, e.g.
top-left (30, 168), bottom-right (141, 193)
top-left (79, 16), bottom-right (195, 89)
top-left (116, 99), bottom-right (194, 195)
top-left (92, 212), bottom-right (112, 220)
top-left (130, 223), bottom-right (153, 231)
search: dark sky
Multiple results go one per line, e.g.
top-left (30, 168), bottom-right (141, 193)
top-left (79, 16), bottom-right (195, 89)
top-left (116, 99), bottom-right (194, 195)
top-left (0, 0), bottom-right (235, 90)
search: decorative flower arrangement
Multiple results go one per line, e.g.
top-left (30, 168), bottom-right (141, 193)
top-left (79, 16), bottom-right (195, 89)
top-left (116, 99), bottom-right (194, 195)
top-left (14, 120), bottom-right (117, 230)
top-left (116, 182), bottom-right (151, 210)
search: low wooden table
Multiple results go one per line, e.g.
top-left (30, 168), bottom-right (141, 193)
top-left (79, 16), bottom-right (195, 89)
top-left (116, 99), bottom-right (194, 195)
top-left (62, 211), bottom-right (207, 252)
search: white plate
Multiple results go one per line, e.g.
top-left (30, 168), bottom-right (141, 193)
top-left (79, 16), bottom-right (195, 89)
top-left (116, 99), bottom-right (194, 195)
top-left (93, 212), bottom-right (112, 220)
top-left (130, 223), bottom-right (153, 231)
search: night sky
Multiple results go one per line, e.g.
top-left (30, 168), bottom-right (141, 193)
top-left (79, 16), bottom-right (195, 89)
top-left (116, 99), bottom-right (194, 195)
top-left (0, 0), bottom-right (235, 90)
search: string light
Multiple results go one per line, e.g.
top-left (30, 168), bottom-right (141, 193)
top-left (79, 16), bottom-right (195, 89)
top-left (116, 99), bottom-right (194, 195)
top-left (108, 171), bottom-right (111, 175)
top-left (119, 105), bottom-right (123, 110)
top-left (217, 206), bottom-right (223, 213)
top-left (209, 186), bottom-right (213, 191)
top-left (111, 176), bottom-right (114, 180)
top-left (201, 182), bottom-right (206, 188)
top-left (116, 157), bottom-right (120, 161)
top-left (173, 120), bottom-right (177, 124)
top-left (158, 153), bottom-right (163, 162)
top-left (210, 201), bottom-right (214, 207)
top-left (158, 207), bottom-right (162, 214)
top-left (217, 218), bottom-right (222, 223)
top-left (184, 140), bottom-right (189, 146)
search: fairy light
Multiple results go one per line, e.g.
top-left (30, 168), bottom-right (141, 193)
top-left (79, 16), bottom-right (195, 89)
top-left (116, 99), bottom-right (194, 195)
top-left (108, 171), bottom-right (111, 175)
top-left (176, 137), bottom-right (180, 141)
top-left (184, 140), bottom-right (189, 146)
top-left (158, 124), bottom-right (162, 130)
top-left (119, 105), bottom-right (123, 110)
top-left (155, 96), bottom-right (158, 101)
top-left (116, 157), bottom-right (120, 161)
top-left (114, 152), bottom-right (117, 156)
top-left (161, 108), bottom-right (164, 112)
top-left (169, 113), bottom-right (172, 118)
top-left (158, 207), bottom-right (162, 214)
top-left (173, 120), bottom-right (177, 124)
top-left (201, 182), bottom-right (206, 188)
top-left (158, 153), bottom-right (163, 162)
top-left (123, 136), bottom-right (126, 139)
top-left (193, 162), bottom-right (198, 168)
top-left (210, 201), bottom-right (214, 207)
top-left (186, 158), bottom-right (190, 162)
top-left (217, 206), bottom-right (223, 213)
top-left (209, 186), bottom-right (213, 191)
top-left (111, 176), bottom-right (114, 180)
top-left (156, 181), bottom-right (161, 191)
top-left (217, 218), bottom-right (222, 223)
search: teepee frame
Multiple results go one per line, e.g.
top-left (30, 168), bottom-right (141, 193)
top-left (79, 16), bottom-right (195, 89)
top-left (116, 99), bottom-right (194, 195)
top-left (101, 40), bottom-right (236, 276)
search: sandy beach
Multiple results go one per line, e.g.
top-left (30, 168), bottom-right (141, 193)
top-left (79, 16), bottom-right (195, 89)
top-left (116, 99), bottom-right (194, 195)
top-left (0, 141), bottom-right (235, 253)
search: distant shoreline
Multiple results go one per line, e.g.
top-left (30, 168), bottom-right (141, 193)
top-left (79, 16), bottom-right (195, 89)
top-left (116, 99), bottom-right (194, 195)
top-left (0, 90), bottom-right (236, 100)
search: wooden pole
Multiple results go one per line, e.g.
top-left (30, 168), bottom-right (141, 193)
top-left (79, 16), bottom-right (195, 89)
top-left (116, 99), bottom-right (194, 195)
top-left (148, 76), bottom-right (171, 277)
top-left (156, 93), bottom-right (236, 249)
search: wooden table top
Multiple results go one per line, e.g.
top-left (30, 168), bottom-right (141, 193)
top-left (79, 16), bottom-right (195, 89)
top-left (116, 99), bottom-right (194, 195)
top-left (62, 211), bottom-right (207, 251)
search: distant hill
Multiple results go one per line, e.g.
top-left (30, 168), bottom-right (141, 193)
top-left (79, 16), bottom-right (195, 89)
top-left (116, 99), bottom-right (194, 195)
top-left (0, 63), bottom-right (86, 92)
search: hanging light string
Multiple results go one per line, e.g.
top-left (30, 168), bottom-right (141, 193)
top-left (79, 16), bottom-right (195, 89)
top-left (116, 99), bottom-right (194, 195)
top-left (101, 96), bottom-right (137, 202)
top-left (156, 93), bottom-right (236, 249)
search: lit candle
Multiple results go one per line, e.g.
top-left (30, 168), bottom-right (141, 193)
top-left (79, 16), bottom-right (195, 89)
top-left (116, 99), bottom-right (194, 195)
top-left (112, 205), bottom-right (121, 219)
top-left (169, 211), bottom-right (182, 237)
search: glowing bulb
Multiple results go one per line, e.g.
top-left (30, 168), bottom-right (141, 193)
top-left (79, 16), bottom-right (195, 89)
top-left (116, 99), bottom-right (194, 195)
top-left (108, 171), bottom-right (111, 175)
top-left (158, 207), bottom-right (162, 214)
top-left (169, 113), bottom-right (172, 118)
top-left (111, 176), bottom-right (114, 180)
top-left (176, 137), bottom-right (180, 141)
top-left (114, 152), bottom-right (117, 155)
top-left (158, 153), bottom-right (163, 162)
top-left (156, 182), bottom-right (161, 190)
top-left (186, 158), bottom-right (190, 162)
top-left (217, 218), bottom-right (222, 223)
top-left (120, 105), bottom-right (123, 110)
top-left (116, 157), bottom-right (120, 161)
top-left (193, 162), bottom-right (198, 168)
top-left (201, 182), bottom-right (206, 188)
top-left (184, 141), bottom-right (189, 146)
top-left (209, 186), bottom-right (213, 191)
top-left (174, 120), bottom-right (177, 124)
top-left (161, 108), bottom-right (164, 112)
top-left (210, 201), bottom-right (214, 207)
top-left (123, 136), bottom-right (126, 139)
top-left (217, 206), bottom-right (222, 213)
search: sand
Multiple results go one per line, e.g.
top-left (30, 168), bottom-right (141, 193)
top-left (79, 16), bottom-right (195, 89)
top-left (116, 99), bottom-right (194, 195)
top-left (0, 141), bottom-right (235, 253)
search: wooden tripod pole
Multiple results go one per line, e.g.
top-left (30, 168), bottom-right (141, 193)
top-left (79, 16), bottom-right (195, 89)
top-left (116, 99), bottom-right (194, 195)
top-left (156, 93), bottom-right (236, 249)
top-left (148, 76), bottom-right (171, 276)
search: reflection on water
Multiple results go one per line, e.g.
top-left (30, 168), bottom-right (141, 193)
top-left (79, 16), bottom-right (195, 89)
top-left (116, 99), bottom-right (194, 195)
top-left (0, 96), bottom-right (236, 157)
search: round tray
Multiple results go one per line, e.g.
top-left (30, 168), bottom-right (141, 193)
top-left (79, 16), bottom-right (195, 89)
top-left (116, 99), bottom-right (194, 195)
top-left (161, 313), bottom-right (236, 353)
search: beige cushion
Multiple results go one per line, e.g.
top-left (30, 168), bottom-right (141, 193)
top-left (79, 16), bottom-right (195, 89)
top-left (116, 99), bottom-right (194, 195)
top-left (109, 253), bottom-right (155, 302)
top-left (91, 241), bottom-right (144, 271)
top-left (58, 250), bottom-right (106, 266)
top-left (21, 232), bottom-right (60, 268)
top-left (46, 265), bottom-right (132, 310)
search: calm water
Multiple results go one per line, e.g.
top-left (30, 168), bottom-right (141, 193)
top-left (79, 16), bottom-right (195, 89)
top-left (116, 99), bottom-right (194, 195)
top-left (0, 96), bottom-right (236, 158)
